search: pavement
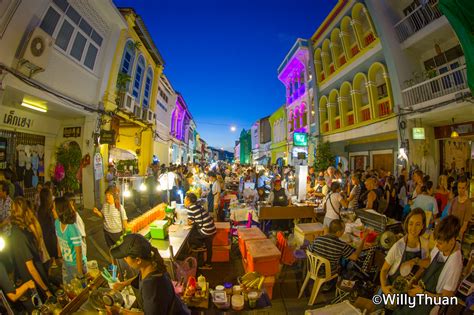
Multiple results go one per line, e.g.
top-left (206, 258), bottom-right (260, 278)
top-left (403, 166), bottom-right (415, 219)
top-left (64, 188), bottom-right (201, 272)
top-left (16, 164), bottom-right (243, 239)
top-left (78, 196), bottom-right (338, 314)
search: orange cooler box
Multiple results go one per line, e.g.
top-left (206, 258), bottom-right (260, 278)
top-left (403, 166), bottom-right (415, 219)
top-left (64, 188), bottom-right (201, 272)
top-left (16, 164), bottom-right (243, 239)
top-left (212, 245), bottom-right (230, 262)
top-left (246, 239), bottom-right (281, 276)
top-left (237, 227), bottom-right (266, 258)
top-left (213, 222), bottom-right (230, 246)
top-left (294, 222), bottom-right (324, 246)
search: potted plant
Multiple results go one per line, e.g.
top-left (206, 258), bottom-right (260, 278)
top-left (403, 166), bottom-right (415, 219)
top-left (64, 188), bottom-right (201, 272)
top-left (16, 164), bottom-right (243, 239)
top-left (55, 142), bottom-right (82, 193)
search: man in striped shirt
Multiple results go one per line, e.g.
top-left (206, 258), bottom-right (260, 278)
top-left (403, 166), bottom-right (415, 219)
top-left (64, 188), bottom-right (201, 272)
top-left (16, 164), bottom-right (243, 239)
top-left (185, 192), bottom-right (216, 270)
top-left (309, 219), bottom-right (367, 278)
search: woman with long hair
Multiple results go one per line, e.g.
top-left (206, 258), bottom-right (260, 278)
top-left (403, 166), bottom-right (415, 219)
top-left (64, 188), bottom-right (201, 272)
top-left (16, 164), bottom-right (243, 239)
top-left (384, 176), bottom-right (397, 218)
top-left (10, 197), bottom-right (53, 298)
top-left (37, 188), bottom-right (59, 265)
top-left (111, 234), bottom-right (190, 314)
top-left (380, 208), bottom-right (430, 296)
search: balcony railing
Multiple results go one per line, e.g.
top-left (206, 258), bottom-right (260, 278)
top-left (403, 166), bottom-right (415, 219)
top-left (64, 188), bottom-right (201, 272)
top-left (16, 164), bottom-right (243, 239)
top-left (335, 117), bottom-right (341, 129)
top-left (351, 44), bottom-right (359, 57)
top-left (364, 32), bottom-right (376, 46)
top-left (377, 98), bottom-right (391, 117)
top-left (361, 105), bottom-right (371, 121)
top-left (394, 1), bottom-right (443, 43)
top-left (347, 112), bottom-right (354, 125)
top-left (339, 54), bottom-right (346, 66)
top-left (402, 65), bottom-right (468, 107)
top-left (323, 121), bottom-right (329, 132)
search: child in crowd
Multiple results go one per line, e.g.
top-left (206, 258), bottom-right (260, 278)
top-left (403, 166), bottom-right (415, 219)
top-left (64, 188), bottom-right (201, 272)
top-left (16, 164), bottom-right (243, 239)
top-left (54, 197), bottom-right (87, 284)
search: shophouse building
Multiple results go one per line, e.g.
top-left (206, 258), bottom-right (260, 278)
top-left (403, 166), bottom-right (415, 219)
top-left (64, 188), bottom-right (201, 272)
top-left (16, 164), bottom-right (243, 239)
top-left (154, 73), bottom-right (176, 165)
top-left (0, 0), bottom-right (127, 208)
top-left (277, 39), bottom-right (315, 166)
top-left (269, 105), bottom-right (288, 166)
top-left (366, 0), bottom-right (473, 179)
top-left (311, 0), bottom-right (397, 173)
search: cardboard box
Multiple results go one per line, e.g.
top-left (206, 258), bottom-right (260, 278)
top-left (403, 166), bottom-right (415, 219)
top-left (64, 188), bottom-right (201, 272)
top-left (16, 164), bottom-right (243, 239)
top-left (213, 222), bottom-right (230, 246)
top-left (246, 239), bottom-right (281, 276)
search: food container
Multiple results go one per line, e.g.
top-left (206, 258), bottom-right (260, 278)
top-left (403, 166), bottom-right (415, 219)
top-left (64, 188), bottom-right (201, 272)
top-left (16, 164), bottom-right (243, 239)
top-left (231, 294), bottom-right (244, 311)
top-left (224, 282), bottom-right (233, 296)
top-left (232, 285), bottom-right (242, 295)
top-left (248, 291), bottom-right (258, 308)
top-left (215, 285), bottom-right (225, 292)
top-left (212, 291), bottom-right (229, 310)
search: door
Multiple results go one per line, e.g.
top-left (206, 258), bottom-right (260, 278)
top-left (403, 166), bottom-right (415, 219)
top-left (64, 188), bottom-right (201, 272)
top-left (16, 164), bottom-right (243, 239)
top-left (372, 153), bottom-right (393, 173)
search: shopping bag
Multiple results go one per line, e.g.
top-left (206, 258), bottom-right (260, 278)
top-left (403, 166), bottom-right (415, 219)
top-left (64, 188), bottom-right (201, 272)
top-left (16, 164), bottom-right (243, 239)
top-left (173, 257), bottom-right (197, 283)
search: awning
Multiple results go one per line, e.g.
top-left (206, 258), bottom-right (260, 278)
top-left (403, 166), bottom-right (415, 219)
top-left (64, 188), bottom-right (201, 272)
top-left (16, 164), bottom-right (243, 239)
top-left (109, 147), bottom-right (137, 160)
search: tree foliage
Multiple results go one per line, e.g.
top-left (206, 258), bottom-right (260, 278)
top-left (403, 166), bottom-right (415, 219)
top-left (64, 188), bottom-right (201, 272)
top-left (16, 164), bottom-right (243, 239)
top-left (314, 141), bottom-right (335, 172)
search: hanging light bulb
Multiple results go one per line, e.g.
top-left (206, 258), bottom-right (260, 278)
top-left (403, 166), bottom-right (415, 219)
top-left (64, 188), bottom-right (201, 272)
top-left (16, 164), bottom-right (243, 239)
top-left (156, 184), bottom-right (162, 192)
top-left (0, 237), bottom-right (5, 252)
top-left (451, 118), bottom-right (459, 138)
top-left (139, 182), bottom-right (147, 192)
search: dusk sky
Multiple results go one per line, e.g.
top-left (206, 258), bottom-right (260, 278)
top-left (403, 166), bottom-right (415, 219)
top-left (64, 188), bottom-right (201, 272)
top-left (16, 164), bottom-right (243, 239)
top-left (113, 0), bottom-right (338, 151)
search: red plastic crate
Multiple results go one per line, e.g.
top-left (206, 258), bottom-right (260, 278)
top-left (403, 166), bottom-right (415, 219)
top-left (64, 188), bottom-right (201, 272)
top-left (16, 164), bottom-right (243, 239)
top-left (245, 239), bottom-right (281, 276)
top-left (213, 222), bottom-right (230, 246)
top-left (212, 245), bottom-right (230, 262)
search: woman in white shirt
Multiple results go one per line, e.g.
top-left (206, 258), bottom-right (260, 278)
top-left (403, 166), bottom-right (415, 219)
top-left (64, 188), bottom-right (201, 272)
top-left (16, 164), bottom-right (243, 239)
top-left (322, 182), bottom-right (348, 228)
top-left (380, 208), bottom-right (430, 295)
top-left (394, 215), bottom-right (463, 314)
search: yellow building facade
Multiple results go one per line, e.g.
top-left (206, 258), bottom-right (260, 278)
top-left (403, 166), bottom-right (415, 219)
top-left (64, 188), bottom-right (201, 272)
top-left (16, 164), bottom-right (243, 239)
top-left (101, 8), bottom-right (164, 181)
top-left (312, 1), bottom-right (398, 173)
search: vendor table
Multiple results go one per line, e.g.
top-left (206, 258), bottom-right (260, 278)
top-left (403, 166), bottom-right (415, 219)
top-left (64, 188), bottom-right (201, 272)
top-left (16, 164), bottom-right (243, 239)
top-left (138, 224), bottom-right (191, 278)
top-left (258, 206), bottom-right (316, 220)
top-left (230, 207), bottom-right (259, 222)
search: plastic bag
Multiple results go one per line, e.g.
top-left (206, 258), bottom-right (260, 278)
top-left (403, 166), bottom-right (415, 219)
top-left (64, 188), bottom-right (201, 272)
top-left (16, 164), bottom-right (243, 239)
top-left (173, 257), bottom-right (197, 283)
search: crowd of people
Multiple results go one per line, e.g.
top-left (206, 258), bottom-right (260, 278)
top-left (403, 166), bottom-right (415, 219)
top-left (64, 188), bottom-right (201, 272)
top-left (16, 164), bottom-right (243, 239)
top-left (0, 159), bottom-right (472, 313)
top-left (0, 179), bottom-right (88, 313)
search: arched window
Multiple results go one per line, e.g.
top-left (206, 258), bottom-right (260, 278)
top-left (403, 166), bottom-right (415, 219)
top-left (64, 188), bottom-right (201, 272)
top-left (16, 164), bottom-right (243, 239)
top-left (352, 3), bottom-right (376, 48)
top-left (368, 62), bottom-right (391, 117)
top-left (319, 96), bottom-right (329, 133)
top-left (322, 39), bottom-right (334, 77)
top-left (142, 67), bottom-right (153, 108)
top-left (340, 81), bottom-right (354, 126)
top-left (301, 103), bottom-right (307, 127)
top-left (329, 90), bottom-right (340, 130)
top-left (341, 16), bottom-right (359, 59)
top-left (353, 73), bottom-right (371, 122)
top-left (331, 28), bottom-right (346, 68)
top-left (120, 40), bottom-right (135, 76)
top-left (314, 48), bottom-right (324, 82)
top-left (289, 110), bottom-right (294, 132)
top-left (132, 55), bottom-right (146, 101)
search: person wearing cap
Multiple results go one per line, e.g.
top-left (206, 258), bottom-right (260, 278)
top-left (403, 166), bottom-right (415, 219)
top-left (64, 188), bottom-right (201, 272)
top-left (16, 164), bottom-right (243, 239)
top-left (111, 234), bottom-right (190, 315)
top-left (267, 179), bottom-right (291, 207)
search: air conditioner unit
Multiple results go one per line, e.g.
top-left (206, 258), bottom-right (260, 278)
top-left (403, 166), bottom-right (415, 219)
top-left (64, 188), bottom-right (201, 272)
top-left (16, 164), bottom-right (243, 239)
top-left (119, 92), bottom-right (135, 113)
top-left (141, 108), bottom-right (148, 121)
top-left (145, 109), bottom-right (155, 124)
top-left (133, 103), bottom-right (142, 119)
top-left (20, 27), bottom-right (53, 71)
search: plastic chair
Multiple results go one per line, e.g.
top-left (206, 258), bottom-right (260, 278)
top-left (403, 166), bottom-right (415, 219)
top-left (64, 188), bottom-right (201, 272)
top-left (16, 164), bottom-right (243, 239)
top-left (298, 250), bottom-right (338, 306)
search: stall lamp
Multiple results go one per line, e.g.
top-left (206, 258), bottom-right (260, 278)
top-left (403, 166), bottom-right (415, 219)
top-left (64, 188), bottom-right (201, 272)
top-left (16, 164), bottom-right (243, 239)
top-left (0, 237), bottom-right (5, 252)
top-left (139, 183), bottom-right (147, 192)
top-left (21, 101), bottom-right (47, 113)
top-left (451, 129), bottom-right (459, 138)
top-left (123, 185), bottom-right (131, 198)
top-left (156, 185), bottom-right (162, 192)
